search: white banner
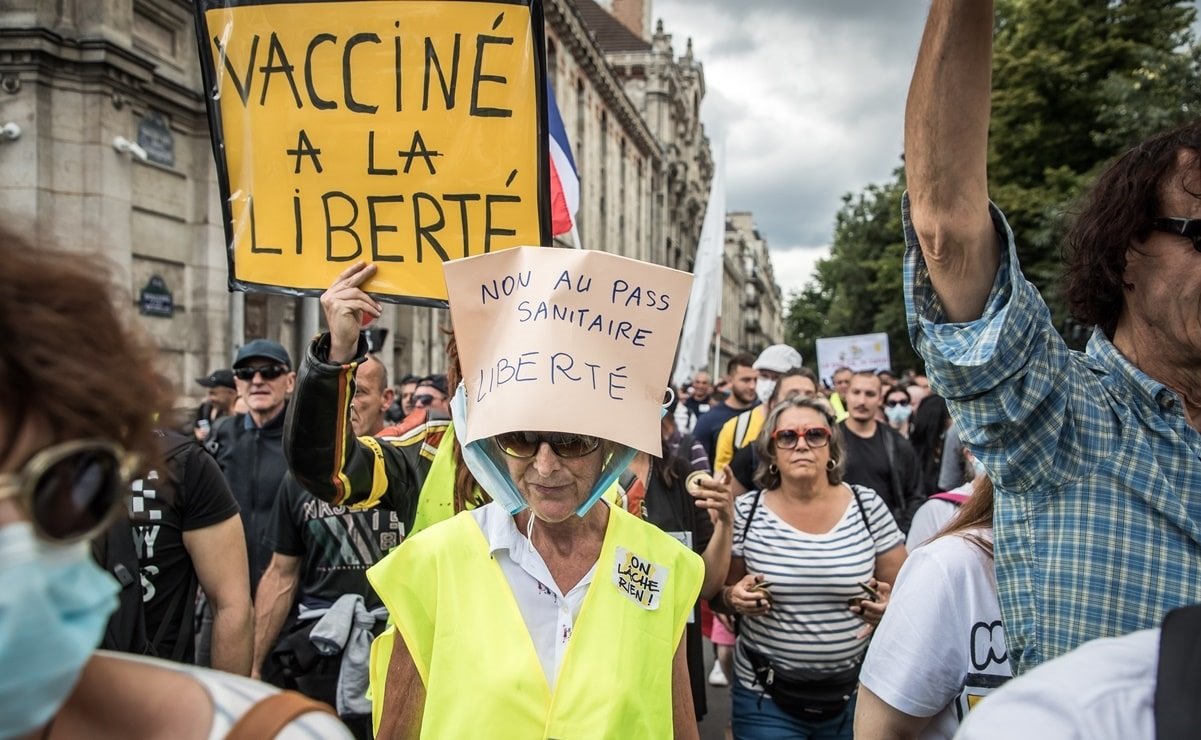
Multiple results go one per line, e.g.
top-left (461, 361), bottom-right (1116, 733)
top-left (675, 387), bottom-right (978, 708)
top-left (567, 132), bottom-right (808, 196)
top-left (673, 143), bottom-right (725, 387)
top-left (815, 332), bottom-right (891, 386)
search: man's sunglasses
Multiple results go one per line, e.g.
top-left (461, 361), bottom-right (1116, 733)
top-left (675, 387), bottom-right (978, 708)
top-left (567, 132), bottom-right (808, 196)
top-left (772, 426), bottom-right (832, 450)
top-left (413, 394), bottom-right (441, 407)
top-left (0, 439), bottom-right (138, 543)
top-left (234, 364), bottom-right (289, 381)
top-left (495, 431), bottom-right (602, 459)
top-left (1149, 218), bottom-right (1201, 252)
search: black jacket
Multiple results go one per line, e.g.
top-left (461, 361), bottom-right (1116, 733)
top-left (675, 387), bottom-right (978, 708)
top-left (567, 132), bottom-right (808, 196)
top-left (284, 333), bottom-right (438, 532)
top-left (209, 405), bottom-right (288, 593)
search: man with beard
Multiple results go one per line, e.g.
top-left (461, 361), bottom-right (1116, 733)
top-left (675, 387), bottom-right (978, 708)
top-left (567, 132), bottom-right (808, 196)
top-left (692, 354), bottom-right (758, 464)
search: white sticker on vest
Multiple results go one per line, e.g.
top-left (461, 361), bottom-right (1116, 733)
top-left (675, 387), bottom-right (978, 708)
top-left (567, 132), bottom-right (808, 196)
top-left (613, 547), bottom-right (668, 610)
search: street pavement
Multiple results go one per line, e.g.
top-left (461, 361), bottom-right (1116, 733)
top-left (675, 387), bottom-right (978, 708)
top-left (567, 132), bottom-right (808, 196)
top-left (698, 642), bottom-right (733, 740)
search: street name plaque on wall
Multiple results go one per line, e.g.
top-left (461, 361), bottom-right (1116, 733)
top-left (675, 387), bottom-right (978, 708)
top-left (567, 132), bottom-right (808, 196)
top-left (139, 275), bottom-right (174, 317)
top-left (138, 112), bottom-right (175, 167)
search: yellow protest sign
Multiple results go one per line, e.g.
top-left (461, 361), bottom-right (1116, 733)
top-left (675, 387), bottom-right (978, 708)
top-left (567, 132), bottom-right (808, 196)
top-left (194, 0), bottom-right (550, 304)
top-left (443, 247), bottom-right (693, 454)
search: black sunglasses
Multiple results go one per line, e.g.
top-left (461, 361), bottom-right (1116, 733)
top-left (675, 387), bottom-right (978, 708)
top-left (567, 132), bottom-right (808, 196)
top-left (0, 439), bottom-right (137, 543)
top-left (772, 426), bottom-right (832, 450)
top-left (413, 393), bottom-right (442, 407)
top-left (1149, 218), bottom-right (1201, 252)
top-left (884, 398), bottom-right (910, 407)
top-left (495, 431), bottom-right (602, 459)
top-left (234, 363), bottom-right (289, 381)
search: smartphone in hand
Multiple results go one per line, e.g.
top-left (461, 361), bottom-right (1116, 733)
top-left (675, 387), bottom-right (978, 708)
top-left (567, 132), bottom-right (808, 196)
top-left (848, 581), bottom-right (879, 610)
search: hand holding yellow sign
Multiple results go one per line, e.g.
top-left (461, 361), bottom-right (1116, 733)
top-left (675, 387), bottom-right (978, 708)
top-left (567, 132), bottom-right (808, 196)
top-left (444, 247), bottom-right (693, 455)
top-left (195, 0), bottom-right (550, 304)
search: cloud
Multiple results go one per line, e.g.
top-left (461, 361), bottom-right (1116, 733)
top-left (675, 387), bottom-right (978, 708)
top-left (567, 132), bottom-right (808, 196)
top-left (653, 2), bottom-right (928, 287)
top-left (768, 245), bottom-right (829, 297)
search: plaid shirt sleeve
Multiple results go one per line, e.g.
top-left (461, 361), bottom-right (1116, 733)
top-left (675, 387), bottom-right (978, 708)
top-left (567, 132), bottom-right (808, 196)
top-left (902, 194), bottom-right (1115, 494)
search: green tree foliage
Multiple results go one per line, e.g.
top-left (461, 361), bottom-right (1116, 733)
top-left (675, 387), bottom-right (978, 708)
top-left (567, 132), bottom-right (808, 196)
top-left (785, 0), bottom-right (1201, 370)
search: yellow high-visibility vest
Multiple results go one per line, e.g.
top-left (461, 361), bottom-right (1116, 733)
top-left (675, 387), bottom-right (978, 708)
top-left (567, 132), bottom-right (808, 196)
top-left (408, 422), bottom-right (467, 537)
top-left (366, 504), bottom-right (702, 738)
top-left (714, 406), bottom-right (766, 471)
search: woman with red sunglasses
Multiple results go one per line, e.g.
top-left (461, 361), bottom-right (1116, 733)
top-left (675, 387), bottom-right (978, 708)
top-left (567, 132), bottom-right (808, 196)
top-left (715, 396), bottom-right (908, 740)
top-left (0, 228), bottom-right (351, 739)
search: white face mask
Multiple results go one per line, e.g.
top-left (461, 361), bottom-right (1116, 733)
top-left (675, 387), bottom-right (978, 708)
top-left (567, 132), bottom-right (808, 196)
top-left (755, 378), bottom-right (776, 405)
top-left (885, 404), bottom-right (913, 425)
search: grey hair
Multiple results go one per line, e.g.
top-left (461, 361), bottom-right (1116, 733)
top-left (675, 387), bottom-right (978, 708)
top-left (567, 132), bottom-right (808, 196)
top-left (753, 396), bottom-right (844, 490)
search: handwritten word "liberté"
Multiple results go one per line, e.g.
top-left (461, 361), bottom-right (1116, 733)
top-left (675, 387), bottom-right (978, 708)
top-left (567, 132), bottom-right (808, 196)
top-left (476, 351), bottom-right (628, 402)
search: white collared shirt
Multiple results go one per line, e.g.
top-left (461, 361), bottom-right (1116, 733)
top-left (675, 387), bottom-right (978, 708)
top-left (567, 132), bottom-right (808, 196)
top-left (469, 502), bottom-right (597, 688)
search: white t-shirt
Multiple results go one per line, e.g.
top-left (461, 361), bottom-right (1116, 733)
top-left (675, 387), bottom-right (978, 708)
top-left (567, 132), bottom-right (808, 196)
top-left (100, 651), bottom-right (353, 739)
top-left (469, 502), bottom-right (596, 688)
top-left (906, 481), bottom-right (973, 550)
top-left (859, 529), bottom-right (1010, 739)
top-left (732, 485), bottom-right (903, 688)
top-left (954, 629), bottom-right (1157, 740)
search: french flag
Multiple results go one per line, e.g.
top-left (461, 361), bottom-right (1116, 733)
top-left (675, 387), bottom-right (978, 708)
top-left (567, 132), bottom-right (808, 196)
top-left (547, 81), bottom-right (580, 243)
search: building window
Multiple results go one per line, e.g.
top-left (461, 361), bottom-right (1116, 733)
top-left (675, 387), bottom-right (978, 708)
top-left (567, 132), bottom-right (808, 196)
top-left (636, 157), bottom-right (643, 260)
top-left (600, 111), bottom-right (608, 248)
top-left (547, 39), bottom-right (558, 88)
top-left (619, 138), bottom-right (627, 250)
top-left (575, 78), bottom-right (586, 233)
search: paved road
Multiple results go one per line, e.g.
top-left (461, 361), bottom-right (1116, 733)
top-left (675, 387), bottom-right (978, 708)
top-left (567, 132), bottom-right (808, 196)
top-left (698, 643), bottom-right (732, 740)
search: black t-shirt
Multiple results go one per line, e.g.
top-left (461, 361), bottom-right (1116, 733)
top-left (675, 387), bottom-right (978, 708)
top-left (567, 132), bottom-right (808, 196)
top-left (730, 443), bottom-right (757, 491)
top-left (269, 473), bottom-right (404, 611)
top-left (840, 423), bottom-right (897, 511)
top-left (129, 430), bottom-right (240, 661)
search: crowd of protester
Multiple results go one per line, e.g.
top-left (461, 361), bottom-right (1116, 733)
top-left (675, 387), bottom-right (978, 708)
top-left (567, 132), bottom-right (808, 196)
top-left (6, 1), bottom-right (1201, 738)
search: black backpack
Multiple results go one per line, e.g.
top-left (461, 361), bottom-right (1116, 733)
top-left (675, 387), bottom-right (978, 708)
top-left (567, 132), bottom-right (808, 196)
top-left (93, 430), bottom-right (201, 661)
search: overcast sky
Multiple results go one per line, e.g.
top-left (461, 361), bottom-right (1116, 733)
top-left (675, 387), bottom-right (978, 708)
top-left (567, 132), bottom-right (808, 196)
top-left (650, 1), bottom-right (930, 295)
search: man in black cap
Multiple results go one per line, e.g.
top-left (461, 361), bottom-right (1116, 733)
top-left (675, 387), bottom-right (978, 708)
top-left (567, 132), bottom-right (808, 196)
top-left (194, 368), bottom-right (237, 442)
top-left (207, 338), bottom-right (295, 594)
top-left (413, 374), bottom-right (449, 413)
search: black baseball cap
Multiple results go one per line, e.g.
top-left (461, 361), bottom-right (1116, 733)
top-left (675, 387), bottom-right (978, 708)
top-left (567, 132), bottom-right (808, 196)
top-left (233, 339), bottom-right (292, 369)
top-left (196, 369), bottom-right (235, 390)
top-left (418, 374), bottom-right (449, 396)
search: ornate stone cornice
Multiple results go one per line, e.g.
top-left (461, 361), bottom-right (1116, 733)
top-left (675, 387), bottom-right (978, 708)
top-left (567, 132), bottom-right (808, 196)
top-left (544, 0), bottom-right (660, 161)
top-left (0, 26), bottom-right (207, 132)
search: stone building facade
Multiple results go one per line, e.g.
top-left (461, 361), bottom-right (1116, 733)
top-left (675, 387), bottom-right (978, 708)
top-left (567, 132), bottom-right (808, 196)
top-left (0, 0), bottom-right (773, 405)
top-left (715, 212), bottom-right (786, 370)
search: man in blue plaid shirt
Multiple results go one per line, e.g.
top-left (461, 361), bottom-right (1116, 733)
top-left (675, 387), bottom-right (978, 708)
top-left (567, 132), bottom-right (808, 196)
top-left (904, 0), bottom-right (1201, 674)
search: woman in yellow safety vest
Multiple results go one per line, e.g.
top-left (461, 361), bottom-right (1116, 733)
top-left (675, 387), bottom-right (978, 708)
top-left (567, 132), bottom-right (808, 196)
top-left (324, 262), bottom-right (715, 739)
top-left (370, 426), bottom-right (709, 739)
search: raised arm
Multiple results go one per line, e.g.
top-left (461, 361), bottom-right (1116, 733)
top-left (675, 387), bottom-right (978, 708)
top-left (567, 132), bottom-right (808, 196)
top-left (285, 263), bottom-right (427, 519)
top-left (905, 0), bottom-right (1000, 322)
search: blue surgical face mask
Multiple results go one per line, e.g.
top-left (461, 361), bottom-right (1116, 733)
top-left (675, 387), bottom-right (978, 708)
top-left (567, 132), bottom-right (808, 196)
top-left (0, 522), bottom-right (118, 737)
top-left (885, 404), bottom-right (913, 424)
top-left (451, 384), bottom-right (635, 517)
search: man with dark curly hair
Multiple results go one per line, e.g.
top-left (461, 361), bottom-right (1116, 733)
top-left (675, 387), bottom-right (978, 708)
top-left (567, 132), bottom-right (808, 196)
top-left (904, 0), bottom-right (1201, 677)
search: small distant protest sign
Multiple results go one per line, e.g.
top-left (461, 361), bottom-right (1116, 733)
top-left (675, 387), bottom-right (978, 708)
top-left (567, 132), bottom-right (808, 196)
top-left (194, 0), bottom-right (551, 305)
top-left (815, 332), bottom-right (891, 384)
top-left (444, 248), bottom-right (693, 454)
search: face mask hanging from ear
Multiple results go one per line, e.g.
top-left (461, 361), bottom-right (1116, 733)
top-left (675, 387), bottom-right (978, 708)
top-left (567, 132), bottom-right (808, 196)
top-left (451, 384), bottom-right (637, 517)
